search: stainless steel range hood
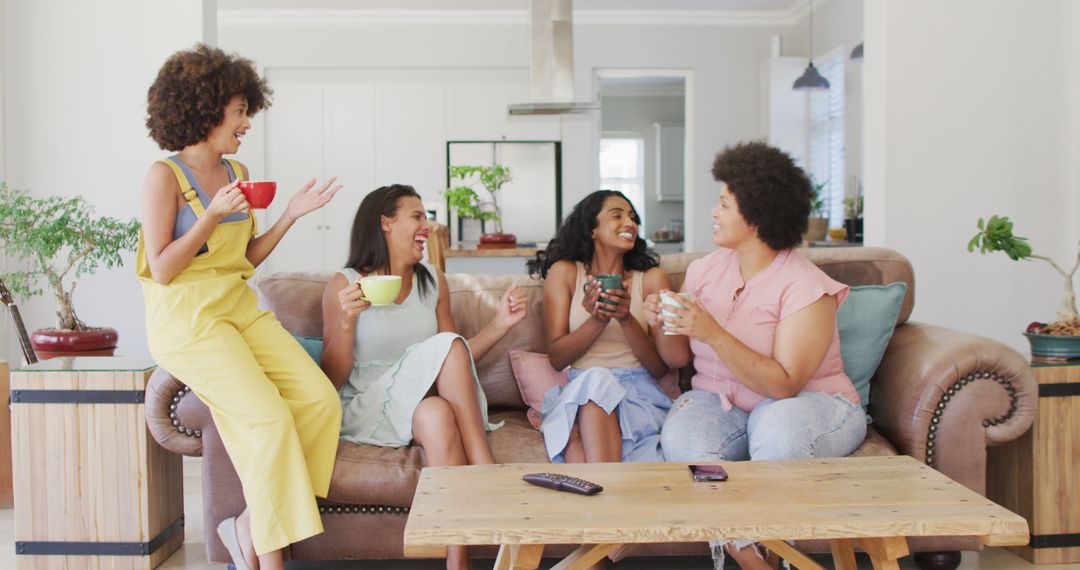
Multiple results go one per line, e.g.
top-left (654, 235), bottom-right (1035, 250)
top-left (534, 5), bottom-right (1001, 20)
top-left (508, 0), bottom-right (600, 116)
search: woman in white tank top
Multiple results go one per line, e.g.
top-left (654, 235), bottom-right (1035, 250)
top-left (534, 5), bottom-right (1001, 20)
top-left (320, 184), bottom-right (528, 570)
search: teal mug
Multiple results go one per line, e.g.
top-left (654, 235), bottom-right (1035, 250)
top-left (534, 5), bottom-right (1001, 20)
top-left (584, 274), bottom-right (623, 305)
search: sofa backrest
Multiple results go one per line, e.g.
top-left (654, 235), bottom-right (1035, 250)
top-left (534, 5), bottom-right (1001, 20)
top-left (254, 246), bottom-right (914, 410)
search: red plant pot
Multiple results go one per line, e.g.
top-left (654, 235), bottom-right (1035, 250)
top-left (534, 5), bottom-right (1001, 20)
top-left (30, 327), bottom-right (119, 360)
top-left (478, 233), bottom-right (517, 249)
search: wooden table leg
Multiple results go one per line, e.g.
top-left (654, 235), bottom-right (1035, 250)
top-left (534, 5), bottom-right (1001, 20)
top-left (550, 544), bottom-right (621, 570)
top-left (830, 538), bottom-right (858, 570)
top-left (494, 544), bottom-right (545, 570)
top-left (857, 537), bottom-right (909, 570)
top-left (761, 540), bottom-right (826, 570)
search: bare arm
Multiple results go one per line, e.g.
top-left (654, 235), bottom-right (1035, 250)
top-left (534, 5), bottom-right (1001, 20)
top-left (140, 162), bottom-right (245, 285)
top-left (544, 261), bottom-right (608, 370)
top-left (434, 270), bottom-right (528, 363)
top-left (671, 294), bottom-right (838, 399)
top-left (320, 272), bottom-right (370, 390)
top-left (616, 267), bottom-right (671, 378)
top-left (246, 174), bottom-right (342, 267)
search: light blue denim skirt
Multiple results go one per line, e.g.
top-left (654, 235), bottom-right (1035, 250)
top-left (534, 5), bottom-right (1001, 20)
top-left (539, 367), bottom-right (672, 463)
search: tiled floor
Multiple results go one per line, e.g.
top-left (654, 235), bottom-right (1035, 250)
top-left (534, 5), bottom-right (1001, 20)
top-left (1, 456), bottom-right (1077, 569)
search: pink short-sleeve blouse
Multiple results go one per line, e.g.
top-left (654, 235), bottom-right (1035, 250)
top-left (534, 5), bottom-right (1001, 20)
top-left (682, 248), bottom-right (859, 412)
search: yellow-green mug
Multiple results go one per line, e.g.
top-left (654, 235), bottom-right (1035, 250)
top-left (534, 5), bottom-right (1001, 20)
top-left (357, 275), bottom-right (402, 306)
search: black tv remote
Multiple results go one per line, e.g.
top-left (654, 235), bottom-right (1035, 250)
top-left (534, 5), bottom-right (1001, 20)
top-left (522, 472), bottom-right (603, 495)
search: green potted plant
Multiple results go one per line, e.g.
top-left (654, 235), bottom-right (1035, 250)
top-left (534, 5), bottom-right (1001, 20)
top-left (804, 180), bottom-right (829, 242)
top-left (843, 195), bottom-right (864, 243)
top-left (445, 164), bottom-right (516, 247)
top-left (0, 183), bottom-right (141, 358)
top-left (968, 214), bottom-right (1080, 358)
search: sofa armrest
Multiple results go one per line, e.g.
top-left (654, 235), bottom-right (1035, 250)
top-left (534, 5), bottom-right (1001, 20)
top-left (870, 322), bottom-right (1036, 495)
top-left (145, 367), bottom-right (212, 457)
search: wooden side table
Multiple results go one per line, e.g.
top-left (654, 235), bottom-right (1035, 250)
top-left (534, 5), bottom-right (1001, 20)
top-left (987, 359), bottom-right (1080, 564)
top-left (0, 359), bottom-right (11, 508)
top-left (10, 356), bottom-right (183, 569)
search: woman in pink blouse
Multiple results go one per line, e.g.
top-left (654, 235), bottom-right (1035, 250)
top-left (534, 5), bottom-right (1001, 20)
top-left (644, 142), bottom-right (866, 570)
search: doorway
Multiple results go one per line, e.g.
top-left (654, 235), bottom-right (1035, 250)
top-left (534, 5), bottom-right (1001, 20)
top-left (596, 70), bottom-right (691, 256)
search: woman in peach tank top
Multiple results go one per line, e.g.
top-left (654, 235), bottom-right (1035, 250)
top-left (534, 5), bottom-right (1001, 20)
top-left (644, 142), bottom-right (866, 570)
top-left (527, 191), bottom-right (676, 467)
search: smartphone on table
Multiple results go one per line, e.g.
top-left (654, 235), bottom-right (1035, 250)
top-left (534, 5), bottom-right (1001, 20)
top-left (689, 463), bottom-right (729, 482)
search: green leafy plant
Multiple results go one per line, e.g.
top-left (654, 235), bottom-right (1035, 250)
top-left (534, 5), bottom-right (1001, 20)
top-left (445, 164), bottom-right (513, 234)
top-left (843, 195), bottom-right (864, 220)
top-left (968, 215), bottom-right (1079, 331)
top-left (0, 182), bottom-right (141, 331)
top-left (809, 180), bottom-right (828, 218)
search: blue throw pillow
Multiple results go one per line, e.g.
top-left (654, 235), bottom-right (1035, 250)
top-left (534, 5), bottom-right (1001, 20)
top-left (836, 283), bottom-right (907, 409)
top-left (293, 335), bottom-right (324, 365)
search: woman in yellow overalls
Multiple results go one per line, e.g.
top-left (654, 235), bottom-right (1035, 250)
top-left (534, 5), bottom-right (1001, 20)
top-left (137, 44), bottom-right (344, 570)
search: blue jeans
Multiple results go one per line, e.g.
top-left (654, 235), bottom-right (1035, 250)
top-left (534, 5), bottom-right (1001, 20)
top-left (660, 390), bottom-right (867, 462)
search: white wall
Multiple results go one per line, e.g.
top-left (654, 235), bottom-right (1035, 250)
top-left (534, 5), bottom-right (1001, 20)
top-left (800, 0), bottom-right (863, 201)
top-left (1, 0), bottom-right (208, 362)
top-left (599, 94), bottom-right (685, 237)
top-left (864, 0), bottom-right (1077, 352)
top-left (219, 16), bottom-right (801, 253)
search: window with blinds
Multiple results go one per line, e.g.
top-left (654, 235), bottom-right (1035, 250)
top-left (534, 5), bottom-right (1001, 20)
top-left (808, 53), bottom-right (845, 226)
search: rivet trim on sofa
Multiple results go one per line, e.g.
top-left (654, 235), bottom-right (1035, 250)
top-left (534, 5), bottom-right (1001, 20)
top-left (169, 386), bottom-right (202, 439)
top-left (925, 370), bottom-right (1018, 467)
top-left (318, 505), bottom-right (410, 515)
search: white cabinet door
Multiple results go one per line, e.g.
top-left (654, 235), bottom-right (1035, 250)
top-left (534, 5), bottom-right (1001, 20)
top-left (375, 84), bottom-right (446, 209)
top-left (264, 83), bottom-right (325, 274)
top-left (655, 124), bottom-right (684, 202)
top-left (324, 84), bottom-right (376, 270)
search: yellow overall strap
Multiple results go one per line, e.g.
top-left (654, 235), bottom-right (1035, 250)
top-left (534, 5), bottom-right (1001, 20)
top-left (223, 158), bottom-right (259, 237)
top-left (157, 159), bottom-right (205, 218)
top-left (225, 159), bottom-right (246, 182)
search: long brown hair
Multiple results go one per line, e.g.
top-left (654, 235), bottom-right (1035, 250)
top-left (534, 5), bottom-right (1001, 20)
top-left (345, 184), bottom-right (434, 298)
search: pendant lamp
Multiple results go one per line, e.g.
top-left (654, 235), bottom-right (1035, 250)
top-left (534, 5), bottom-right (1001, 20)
top-left (793, 0), bottom-right (830, 91)
top-left (851, 41), bottom-right (864, 61)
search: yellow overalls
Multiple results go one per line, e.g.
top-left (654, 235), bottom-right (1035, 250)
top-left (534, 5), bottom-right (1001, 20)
top-left (136, 158), bottom-right (341, 555)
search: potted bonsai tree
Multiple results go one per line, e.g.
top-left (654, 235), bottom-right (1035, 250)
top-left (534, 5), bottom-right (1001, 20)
top-left (445, 164), bottom-right (516, 248)
top-left (0, 183), bottom-right (140, 359)
top-left (804, 180), bottom-right (829, 242)
top-left (968, 214), bottom-right (1080, 358)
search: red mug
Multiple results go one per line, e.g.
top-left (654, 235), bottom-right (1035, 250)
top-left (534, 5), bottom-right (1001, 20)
top-left (237, 180), bottom-right (277, 209)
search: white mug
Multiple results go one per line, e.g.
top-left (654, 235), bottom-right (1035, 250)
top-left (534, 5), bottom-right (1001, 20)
top-left (660, 291), bottom-right (693, 336)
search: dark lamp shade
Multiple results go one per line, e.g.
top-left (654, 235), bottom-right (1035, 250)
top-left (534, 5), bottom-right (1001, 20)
top-left (793, 62), bottom-right (830, 91)
top-left (851, 41), bottom-right (864, 61)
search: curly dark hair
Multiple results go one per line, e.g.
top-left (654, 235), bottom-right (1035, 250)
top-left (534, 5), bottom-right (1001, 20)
top-left (528, 190), bottom-right (659, 279)
top-left (711, 141), bottom-right (812, 250)
top-left (345, 184), bottom-right (435, 299)
top-left (146, 44), bottom-right (272, 151)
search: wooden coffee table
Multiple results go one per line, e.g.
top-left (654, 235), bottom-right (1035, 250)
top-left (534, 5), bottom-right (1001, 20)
top-left (404, 455), bottom-right (1028, 570)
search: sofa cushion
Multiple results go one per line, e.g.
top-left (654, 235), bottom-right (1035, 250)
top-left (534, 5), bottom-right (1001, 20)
top-left (293, 335), bottom-right (323, 365)
top-left (509, 350), bottom-right (569, 429)
top-left (838, 283), bottom-right (908, 407)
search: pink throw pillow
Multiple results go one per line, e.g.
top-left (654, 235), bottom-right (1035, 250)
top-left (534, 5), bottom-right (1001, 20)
top-left (509, 350), bottom-right (569, 429)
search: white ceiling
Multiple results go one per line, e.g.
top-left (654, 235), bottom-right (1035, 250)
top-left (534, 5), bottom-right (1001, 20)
top-left (219, 0), bottom-right (800, 11)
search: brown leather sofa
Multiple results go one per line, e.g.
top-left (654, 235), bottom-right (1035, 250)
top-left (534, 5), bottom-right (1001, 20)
top-left (145, 247), bottom-right (1036, 569)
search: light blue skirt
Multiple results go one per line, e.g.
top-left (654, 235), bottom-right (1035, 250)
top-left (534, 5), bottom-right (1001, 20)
top-left (539, 367), bottom-right (672, 463)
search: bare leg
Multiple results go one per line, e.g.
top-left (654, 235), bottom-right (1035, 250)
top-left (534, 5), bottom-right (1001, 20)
top-left (564, 426), bottom-right (586, 463)
top-left (578, 402), bottom-right (622, 463)
top-left (235, 508), bottom-right (261, 570)
top-left (413, 397), bottom-right (470, 570)
top-left (726, 543), bottom-right (780, 570)
top-left (434, 339), bottom-right (494, 465)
